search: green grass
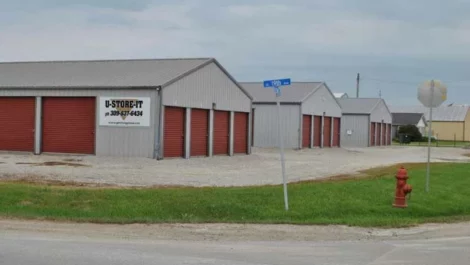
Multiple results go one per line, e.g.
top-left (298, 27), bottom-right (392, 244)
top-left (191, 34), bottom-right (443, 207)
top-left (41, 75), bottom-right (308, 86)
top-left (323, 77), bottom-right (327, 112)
top-left (1, 162), bottom-right (470, 228)
top-left (393, 140), bottom-right (470, 147)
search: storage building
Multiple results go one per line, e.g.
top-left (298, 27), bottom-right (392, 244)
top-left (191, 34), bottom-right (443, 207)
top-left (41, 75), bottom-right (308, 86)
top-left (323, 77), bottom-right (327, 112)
top-left (0, 58), bottom-right (253, 159)
top-left (241, 82), bottom-right (342, 149)
top-left (338, 98), bottom-right (392, 147)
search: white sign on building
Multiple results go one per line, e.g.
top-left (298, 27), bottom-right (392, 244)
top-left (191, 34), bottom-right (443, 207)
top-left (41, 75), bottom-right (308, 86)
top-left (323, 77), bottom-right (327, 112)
top-left (99, 97), bottom-right (151, 127)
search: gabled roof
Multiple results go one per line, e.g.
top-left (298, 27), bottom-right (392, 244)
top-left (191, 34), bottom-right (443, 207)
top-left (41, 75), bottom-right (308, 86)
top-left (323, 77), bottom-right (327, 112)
top-left (337, 98), bottom-right (383, 114)
top-left (0, 58), bottom-right (213, 89)
top-left (389, 105), bottom-right (470, 122)
top-left (392, 113), bottom-right (426, 126)
top-left (333, 92), bottom-right (349, 98)
top-left (240, 82), bottom-right (323, 103)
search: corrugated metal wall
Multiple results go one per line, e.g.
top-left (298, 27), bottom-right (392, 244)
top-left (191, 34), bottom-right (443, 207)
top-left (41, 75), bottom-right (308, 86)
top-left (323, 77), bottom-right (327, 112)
top-left (301, 84), bottom-right (342, 117)
top-left (340, 114), bottom-right (370, 147)
top-left (370, 100), bottom-right (392, 123)
top-left (0, 89), bottom-right (158, 158)
top-left (162, 62), bottom-right (251, 112)
top-left (253, 104), bottom-right (301, 149)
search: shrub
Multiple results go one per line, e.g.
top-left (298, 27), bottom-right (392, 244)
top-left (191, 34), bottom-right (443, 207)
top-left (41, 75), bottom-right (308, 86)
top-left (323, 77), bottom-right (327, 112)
top-left (398, 125), bottom-right (423, 142)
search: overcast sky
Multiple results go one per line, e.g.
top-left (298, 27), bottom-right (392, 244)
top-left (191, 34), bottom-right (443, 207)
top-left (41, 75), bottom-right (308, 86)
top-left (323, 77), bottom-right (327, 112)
top-left (1, 0), bottom-right (470, 105)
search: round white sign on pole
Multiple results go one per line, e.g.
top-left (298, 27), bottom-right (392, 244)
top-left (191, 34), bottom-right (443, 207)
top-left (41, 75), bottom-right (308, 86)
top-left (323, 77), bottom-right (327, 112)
top-left (418, 80), bottom-right (447, 108)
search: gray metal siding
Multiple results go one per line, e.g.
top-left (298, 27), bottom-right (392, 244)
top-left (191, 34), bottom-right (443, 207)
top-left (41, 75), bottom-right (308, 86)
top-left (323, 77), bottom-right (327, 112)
top-left (253, 104), bottom-right (300, 149)
top-left (340, 114), bottom-right (370, 147)
top-left (302, 84), bottom-right (342, 117)
top-left (370, 100), bottom-right (392, 123)
top-left (0, 89), bottom-right (157, 158)
top-left (162, 62), bottom-right (251, 112)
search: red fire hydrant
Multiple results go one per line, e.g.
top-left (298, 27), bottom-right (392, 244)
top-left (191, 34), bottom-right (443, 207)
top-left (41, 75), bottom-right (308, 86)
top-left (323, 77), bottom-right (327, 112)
top-left (393, 166), bottom-right (413, 208)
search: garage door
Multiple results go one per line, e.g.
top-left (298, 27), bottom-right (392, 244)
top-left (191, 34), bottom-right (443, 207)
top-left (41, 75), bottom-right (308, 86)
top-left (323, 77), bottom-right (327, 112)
top-left (377, 123), bottom-right (383, 145)
top-left (190, 109), bottom-right (209, 157)
top-left (370, 123), bottom-right (376, 146)
top-left (313, 116), bottom-right (322, 147)
top-left (164, 106), bottom-right (185, 158)
top-left (333, 117), bottom-right (340, 147)
top-left (251, 108), bottom-right (255, 147)
top-left (381, 123), bottom-right (386, 146)
top-left (323, 117), bottom-right (332, 147)
top-left (302, 115), bottom-right (312, 148)
top-left (0, 97), bottom-right (35, 152)
top-left (234, 112), bottom-right (248, 154)
top-left (42, 97), bottom-right (95, 154)
top-left (213, 110), bottom-right (230, 155)
top-left (387, 124), bottom-right (391, 145)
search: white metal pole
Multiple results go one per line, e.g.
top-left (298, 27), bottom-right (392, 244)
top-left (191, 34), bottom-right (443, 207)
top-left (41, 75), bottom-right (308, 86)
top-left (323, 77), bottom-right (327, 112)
top-left (425, 80), bottom-right (435, 193)
top-left (276, 92), bottom-right (289, 211)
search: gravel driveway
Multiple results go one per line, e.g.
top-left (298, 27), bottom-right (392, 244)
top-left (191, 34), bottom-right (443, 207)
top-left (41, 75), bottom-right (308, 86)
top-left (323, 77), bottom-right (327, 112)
top-left (0, 146), bottom-right (468, 187)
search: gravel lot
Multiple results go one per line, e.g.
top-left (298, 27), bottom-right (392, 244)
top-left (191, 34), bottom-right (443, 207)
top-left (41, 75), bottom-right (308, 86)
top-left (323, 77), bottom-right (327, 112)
top-left (0, 146), bottom-right (468, 187)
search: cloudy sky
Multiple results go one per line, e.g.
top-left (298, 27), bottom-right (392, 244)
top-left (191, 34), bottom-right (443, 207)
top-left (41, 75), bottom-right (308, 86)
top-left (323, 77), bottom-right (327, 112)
top-left (1, 0), bottom-right (470, 105)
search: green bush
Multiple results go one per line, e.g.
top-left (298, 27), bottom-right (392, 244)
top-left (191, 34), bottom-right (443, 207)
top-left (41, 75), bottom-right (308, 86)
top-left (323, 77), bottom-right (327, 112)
top-left (398, 125), bottom-right (423, 141)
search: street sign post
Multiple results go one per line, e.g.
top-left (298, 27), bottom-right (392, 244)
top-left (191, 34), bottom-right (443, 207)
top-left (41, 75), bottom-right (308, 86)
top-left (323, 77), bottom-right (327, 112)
top-left (264, 78), bottom-right (291, 211)
top-left (418, 79), bottom-right (447, 193)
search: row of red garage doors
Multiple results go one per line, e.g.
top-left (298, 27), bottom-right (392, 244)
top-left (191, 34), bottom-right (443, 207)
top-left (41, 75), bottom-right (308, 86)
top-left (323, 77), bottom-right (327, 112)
top-left (164, 106), bottom-right (249, 158)
top-left (370, 122), bottom-right (392, 146)
top-left (0, 98), bottom-right (250, 157)
top-left (301, 115), bottom-right (341, 148)
top-left (0, 97), bottom-right (96, 154)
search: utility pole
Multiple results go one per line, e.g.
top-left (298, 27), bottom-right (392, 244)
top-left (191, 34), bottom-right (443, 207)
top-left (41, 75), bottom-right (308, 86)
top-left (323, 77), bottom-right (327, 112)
top-left (356, 73), bottom-right (360, 98)
top-left (379, 90), bottom-right (382, 98)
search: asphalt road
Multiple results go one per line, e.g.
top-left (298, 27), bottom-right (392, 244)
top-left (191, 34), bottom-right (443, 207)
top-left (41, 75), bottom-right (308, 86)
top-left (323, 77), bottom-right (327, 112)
top-left (1, 231), bottom-right (469, 265)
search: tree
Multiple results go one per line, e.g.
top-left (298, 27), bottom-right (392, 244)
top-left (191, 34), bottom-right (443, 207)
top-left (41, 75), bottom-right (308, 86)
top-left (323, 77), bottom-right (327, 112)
top-left (398, 124), bottom-right (422, 142)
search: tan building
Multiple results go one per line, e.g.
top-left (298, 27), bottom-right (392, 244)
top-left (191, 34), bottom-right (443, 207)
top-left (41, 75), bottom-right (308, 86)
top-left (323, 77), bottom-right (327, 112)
top-left (390, 105), bottom-right (470, 141)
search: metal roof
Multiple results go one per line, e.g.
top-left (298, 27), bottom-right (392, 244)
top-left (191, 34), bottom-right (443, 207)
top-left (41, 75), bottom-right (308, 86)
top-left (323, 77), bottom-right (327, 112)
top-left (389, 105), bottom-right (470, 122)
top-left (240, 82), bottom-right (323, 103)
top-left (0, 58), bottom-right (213, 88)
top-left (333, 92), bottom-right (349, 98)
top-left (337, 98), bottom-right (383, 114)
top-left (392, 113), bottom-right (426, 126)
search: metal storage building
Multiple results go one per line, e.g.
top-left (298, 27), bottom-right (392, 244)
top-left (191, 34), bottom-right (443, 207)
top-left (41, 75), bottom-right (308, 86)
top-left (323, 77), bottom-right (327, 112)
top-left (241, 82), bottom-right (342, 149)
top-left (0, 58), bottom-right (253, 159)
top-left (338, 98), bottom-right (392, 147)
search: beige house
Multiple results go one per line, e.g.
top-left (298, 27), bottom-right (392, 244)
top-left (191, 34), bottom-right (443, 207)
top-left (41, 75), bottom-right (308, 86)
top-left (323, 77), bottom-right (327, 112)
top-left (390, 105), bottom-right (470, 141)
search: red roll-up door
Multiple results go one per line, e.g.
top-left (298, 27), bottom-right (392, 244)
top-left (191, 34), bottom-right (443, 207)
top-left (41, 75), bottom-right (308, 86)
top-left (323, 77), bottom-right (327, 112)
top-left (0, 97), bottom-right (35, 152)
top-left (313, 115), bottom-right (322, 147)
top-left (377, 123), bottom-right (382, 146)
top-left (323, 117), bottom-right (332, 147)
top-left (234, 112), bottom-right (248, 154)
top-left (213, 110), bottom-right (230, 155)
top-left (381, 123), bottom-right (386, 145)
top-left (387, 124), bottom-right (392, 145)
top-left (333, 117), bottom-right (340, 147)
top-left (164, 106), bottom-right (185, 158)
top-left (302, 115), bottom-right (312, 148)
top-left (370, 123), bottom-right (376, 146)
top-left (190, 109), bottom-right (209, 157)
top-left (42, 97), bottom-right (95, 154)
top-left (251, 108), bottom-right (255, 147)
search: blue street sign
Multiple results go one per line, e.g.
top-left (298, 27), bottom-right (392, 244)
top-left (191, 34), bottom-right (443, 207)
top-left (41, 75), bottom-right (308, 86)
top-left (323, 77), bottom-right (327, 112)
top-left (263, 78), bottom-right (291, 88)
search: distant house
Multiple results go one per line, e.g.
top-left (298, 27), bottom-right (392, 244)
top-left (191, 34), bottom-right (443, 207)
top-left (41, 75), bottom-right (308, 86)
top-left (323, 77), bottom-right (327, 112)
top-left (389, 105), bottom-right (470, 141)
top-left (333, 92), bottom-right (349, 99)
top-left (391, 113), bottom-right (427, 138)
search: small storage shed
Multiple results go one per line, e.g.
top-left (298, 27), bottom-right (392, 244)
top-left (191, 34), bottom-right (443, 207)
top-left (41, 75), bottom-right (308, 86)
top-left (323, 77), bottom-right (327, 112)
top-left (241, 82), bottom-right (342, 149)
top-left (338, 98), bottom-right (392, 147)
top-left (391, 112), bottom-right (427, 138)
top-left (0, 58), bottom-right (253, 159)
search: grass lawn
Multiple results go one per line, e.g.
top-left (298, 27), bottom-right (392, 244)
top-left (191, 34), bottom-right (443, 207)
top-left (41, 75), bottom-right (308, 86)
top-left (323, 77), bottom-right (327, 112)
top-left (393, 140), bottom-right (470, 147)
top-left (1, 162), bottom-right (470, 228)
